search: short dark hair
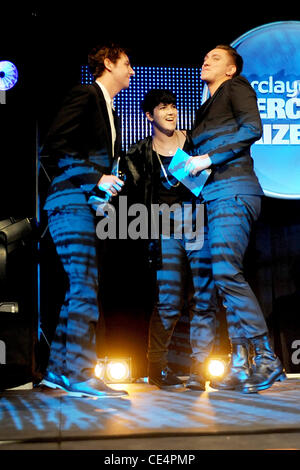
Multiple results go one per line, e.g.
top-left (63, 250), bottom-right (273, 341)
top-left (141, 89), bottom-right (177, 115)
top-left (88, 42), bottom-right (129, 79)
top-left (215, 44), bottom-right (243, 76)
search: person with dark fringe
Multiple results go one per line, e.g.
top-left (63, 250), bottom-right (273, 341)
top-left (124, 89), bottom-right (217, 390)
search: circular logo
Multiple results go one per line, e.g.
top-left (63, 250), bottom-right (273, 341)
top-left (231, 21), bottom-right (300, 199)
top-left (0, 61), bottom-right (18, 91)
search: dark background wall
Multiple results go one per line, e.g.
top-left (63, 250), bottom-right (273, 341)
top-left (1, 7), bottom-right (299, 383)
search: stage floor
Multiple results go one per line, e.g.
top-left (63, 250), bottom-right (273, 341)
top-left (0, 376), bottom-right (300, 451)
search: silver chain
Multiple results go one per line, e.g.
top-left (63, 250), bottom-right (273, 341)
top-left (153, 132), bottom-right (181, 188)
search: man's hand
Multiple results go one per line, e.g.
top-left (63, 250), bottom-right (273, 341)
top-left (97, 174), bottom-right (124, 196)
top-left (185, 154), bottom-right (212, 176)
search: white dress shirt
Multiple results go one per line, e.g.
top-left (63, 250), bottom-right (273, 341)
top-left (95, 80), bottom-right (116, 157)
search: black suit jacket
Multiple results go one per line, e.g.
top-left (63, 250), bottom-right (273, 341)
top-left (192, 75), bottom-right (264, 201)
top-left (43, 82), bottom-right (121, 210)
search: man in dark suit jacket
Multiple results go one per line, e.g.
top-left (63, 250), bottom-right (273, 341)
top-left (40, 43), bottom-right (134, 398)
top-left (186, 45), bottom-right (285, 393)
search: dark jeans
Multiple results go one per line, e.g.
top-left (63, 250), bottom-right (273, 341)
top-left (148, 226), bottom-right (217, 366)
top-left (46, 205), bottom-right (101, 383)
top-left (206, 195), bottom-right (268, 340)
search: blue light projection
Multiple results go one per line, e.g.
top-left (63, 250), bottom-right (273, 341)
top-left (231, 21), bottom-right (300, 200)
top-left (81, 65), bottom-right (203, 151)
top-left (1, 381), bottom-right (300, 442)
top-left (0, 61), bottom-right (18, 91)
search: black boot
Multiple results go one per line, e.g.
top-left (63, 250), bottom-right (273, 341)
top-left (185, 359), bottom-right (206, 391)
top-left (210, 339), bottom-right (251, 390)
top-left (148, 362), bottom-right (184, 389)
top-left (239, 334), bottom-right (286, 393)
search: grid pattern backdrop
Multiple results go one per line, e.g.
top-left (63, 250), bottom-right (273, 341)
top-left (81, 65), bottom-right (203, 151)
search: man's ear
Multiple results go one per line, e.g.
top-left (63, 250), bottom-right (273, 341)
top-left (145, 111), bottom-right (154, 123)
top-left (226, 64), bottom-right (237, 77)
top-left (104, 57), bottom-right (113, 72)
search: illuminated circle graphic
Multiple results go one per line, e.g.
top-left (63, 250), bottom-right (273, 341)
top-left (0, 61), bottom-right (18, 91)
top-left (231, 21), bottom-right (300, 199)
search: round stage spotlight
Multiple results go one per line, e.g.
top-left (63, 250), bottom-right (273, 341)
top-left (207, 359), bottom-right (226, 378)
top-left (0, 61), bottom-right (18, 91)
top-left (95, 357), bottom-right (132, 383)
top-left (106, 360), bottom-right (130, 382)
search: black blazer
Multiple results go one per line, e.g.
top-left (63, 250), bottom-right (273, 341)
top-left (192, 75), bottom-right (264, 201)
top-left (43, 82), bottom-right (121, 210)
top-left (122, 134), bottom-right (195, 269)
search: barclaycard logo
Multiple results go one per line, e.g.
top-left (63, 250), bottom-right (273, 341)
top-left (252, 76), bottom-right (300, 145)
top-left (251, 77), bottom-right (300, 98)
top-left (232, 21), bottom-right (300, 199)
top-left (0, 340), bottom-right (6, 364)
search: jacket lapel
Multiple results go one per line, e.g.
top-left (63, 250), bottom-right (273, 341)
top-left (91, 82), bottom-right (113, 158)
top-left (113, 111), bottom-right (121, 157)
top-left (197, 80), bottom-right (227, 121)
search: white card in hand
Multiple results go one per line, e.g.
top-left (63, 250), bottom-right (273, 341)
top-left (168, 148), bottom-right (211, 196)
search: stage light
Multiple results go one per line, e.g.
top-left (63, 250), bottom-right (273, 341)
top-left (94, 361), bottom-right (105, 380)
top-left (207, 358), bottom-right (226, 378)
top-left (0, 217), bottom-right (34, 282)
top-left (0, 61), bottom-right (18, 91)
top-left (81, 65), bottom-right (203, 151)
top-left (95, 357), bottom-right (132, 383)
top-left (106, 360), bottom-right (130, 382)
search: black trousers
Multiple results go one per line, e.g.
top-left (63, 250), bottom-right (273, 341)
top-left (206, 195), bottom-right (268, 340)
top-left (46, 205), bottom-right (101, 383)
top-left (148, 225), bottom-right (217, 366)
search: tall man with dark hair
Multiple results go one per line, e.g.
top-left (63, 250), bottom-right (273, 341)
top-left (186, 45), bottom-right (285, 393)
top-left (40, 43), bottom-right (134, 398)
top-left (124, 89), bottom-right (217, 390)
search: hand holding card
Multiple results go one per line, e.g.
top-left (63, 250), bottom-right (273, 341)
top-left (168, 148), bottom-right (211, 196)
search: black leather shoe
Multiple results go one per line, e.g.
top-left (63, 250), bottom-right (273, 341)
top-left (239, 335), bottom-right (286, 393)
top-left (185, 360), bottom-right (206, 391)
top-left (66, 377), bottom-right (128, 398)
top-left (148, 364), bottom-right (184, 389)
top-left (40, 371), bottom-right (70, 392)
top-left (210, 340), bottom-right (251, 390)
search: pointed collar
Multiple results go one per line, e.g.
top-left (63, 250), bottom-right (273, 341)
top-left (95, 80), bottom-right (115, 110)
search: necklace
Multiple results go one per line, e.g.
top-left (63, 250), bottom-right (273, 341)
top-left (153, 130), bottom-right (180, 156)
top-left (153, 131), bottom-right (180, 188)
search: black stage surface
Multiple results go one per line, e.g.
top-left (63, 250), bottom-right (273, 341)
top-left (0, 376), bottom-right (300, 451)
